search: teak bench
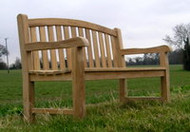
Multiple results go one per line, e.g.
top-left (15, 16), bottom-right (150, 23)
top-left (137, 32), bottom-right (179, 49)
top-left (17, 14), bottom-right (171, 122)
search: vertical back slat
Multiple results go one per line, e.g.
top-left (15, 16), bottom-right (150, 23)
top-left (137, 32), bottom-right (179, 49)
top-left (30, 27), bottom-right (40, 70)
top-left (92, 31), bottom-right (100, 67)
top-left (85, 29), bottom-right (94, 67)
top-left (71, 27), bottom-right (77, 37)
top-left (78, 27), bottom-right (87, 67)
top-left (56, 26), bottom-right (66, 70)
top-left (71, 27), bottom-right (77, 68)
top-left (64, 26), bottom-right (71, 69)
top-left (98, 32), bottom-right (106, 67)
top-left (105, 34), bottom-right (112, 67)
top-left (111, 36), bottom-right (118, 67)
top-left (48, 26), bottom-right (58, 70)
top-left (39, 26), bottom-right (49, 70)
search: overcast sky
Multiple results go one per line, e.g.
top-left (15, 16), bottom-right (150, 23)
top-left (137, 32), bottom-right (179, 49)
top-left (0, 0), bottom-right (190, 64)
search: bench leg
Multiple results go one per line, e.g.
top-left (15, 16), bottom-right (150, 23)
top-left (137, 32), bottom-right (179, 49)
top-left (119, 79), bottom-right (126, 102)
top-left (161, 71), bottom-right (170, 102)
top-left (23, 81), bottom-right (35, 122)
top-left (72, 76), bottom-right (85, 118)
top-left (72, 47), bottom-right (86, 118)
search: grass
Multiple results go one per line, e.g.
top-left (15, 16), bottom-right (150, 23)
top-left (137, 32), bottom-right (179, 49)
top-left (0, 65), bottom-right (190, 131)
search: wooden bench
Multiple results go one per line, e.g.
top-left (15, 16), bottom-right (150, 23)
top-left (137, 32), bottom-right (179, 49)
top-left (17, 14), bottom-right (171, 122)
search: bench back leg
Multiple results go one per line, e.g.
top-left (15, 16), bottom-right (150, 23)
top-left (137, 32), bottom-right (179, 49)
top-left (119, 79), bottom-right (126, 102)
top-left (23, 80), bottom-right (35, 122)
top-left (160, 52), bottom-right (170, 102)
top-left (161, 71), bottom-right (170, 102)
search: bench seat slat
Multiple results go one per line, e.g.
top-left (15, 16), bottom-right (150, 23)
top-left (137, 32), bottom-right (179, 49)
top-left (29, 67), bottom-right (166, 75)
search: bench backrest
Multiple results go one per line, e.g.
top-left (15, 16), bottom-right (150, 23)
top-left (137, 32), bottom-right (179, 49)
top-left (17, 14), bottom-right (125, 71)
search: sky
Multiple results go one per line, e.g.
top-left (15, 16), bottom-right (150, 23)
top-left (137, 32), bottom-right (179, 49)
top-left (0, 0), bottom-right (190, 64)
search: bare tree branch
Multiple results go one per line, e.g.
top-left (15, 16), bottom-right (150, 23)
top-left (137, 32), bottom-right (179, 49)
top-left (163, 23), bottom-right (190, 49)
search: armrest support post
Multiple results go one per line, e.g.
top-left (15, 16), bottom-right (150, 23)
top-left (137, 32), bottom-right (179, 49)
top-left (160, 52), bottom-right (170, 102)
top-left (72, 46), bottom-right (86, 118)
top-left (160, 52), bottom-right (169, 67)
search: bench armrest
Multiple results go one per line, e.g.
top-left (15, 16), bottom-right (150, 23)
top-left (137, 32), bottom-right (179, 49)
top-left (24, 37), bottom-right (89, 51)
top-left (120, 45), bottom-right (172, 55)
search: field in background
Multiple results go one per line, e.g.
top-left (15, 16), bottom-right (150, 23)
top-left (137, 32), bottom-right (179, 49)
top-left (0, 65), bottom-right (190, 131)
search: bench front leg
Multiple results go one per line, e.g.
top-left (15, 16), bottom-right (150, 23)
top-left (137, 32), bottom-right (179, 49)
top-left (72, 47), bottom-right (86, 118)
top-left (160, 52), bottom-right (170, 102)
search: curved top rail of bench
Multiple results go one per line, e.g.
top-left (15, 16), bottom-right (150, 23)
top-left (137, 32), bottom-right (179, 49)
top-left (28, 18), bottom-right (117, 36)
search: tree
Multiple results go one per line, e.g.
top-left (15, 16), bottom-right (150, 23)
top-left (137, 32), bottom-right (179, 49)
top-left (0, 61), bottom-right (7, 69)
top-left (15, 57), bottom-right (22, 69)
top-left (10, 57), bottom-right (22, 69)
top-left (0, 44), bottom-right (8, 70)
top-left (164, 24), bottom-right (190, 49)
top-left (168, 49), bottom-right (183, 64)
top-left (183, 38), bottom-right (190, 70)
top-left (143, 53), bottom-right (159, 65)
top-left (0, 44), bottom-right (8, 57)
top-left (164, 23), bottom-right (190, 70)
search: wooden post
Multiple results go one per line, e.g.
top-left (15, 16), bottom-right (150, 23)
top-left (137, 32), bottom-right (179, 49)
top-left (119, 79), bottom-right (126, 102)
top-left (17, 14), bottom-right (35, 122)
top-left (160, 52), bottom-right (170, 102)
top-left (72, 47), bottom-right (86, 118)
top-left (114, 28), bottom-right (126, 102)
top-left (23, 81), bottom-right (35, 122)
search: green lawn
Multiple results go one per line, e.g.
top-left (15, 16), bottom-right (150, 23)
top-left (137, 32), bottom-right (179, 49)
top-left (0, 65), bottom-right (190, 131)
